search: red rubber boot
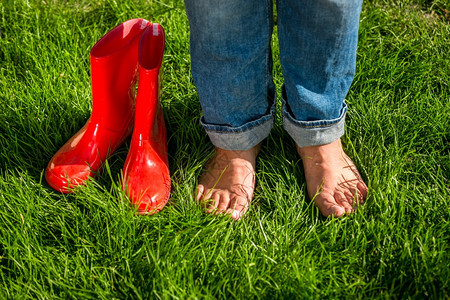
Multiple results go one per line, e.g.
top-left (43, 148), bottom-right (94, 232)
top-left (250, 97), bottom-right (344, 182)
top-left (122, 24), bottom-right (170, 214)
top-left (46, 19), bottom-right (151, 192)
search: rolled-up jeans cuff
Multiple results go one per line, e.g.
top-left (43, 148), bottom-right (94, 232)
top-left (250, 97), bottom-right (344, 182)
top-left (282, 102), bottom-right (347, 148)
top-left (201, 105), bottom-right (275, 151)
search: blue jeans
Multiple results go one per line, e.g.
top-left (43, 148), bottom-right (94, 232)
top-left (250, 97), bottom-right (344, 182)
top-left (184, 0), bottom-right (362, 150)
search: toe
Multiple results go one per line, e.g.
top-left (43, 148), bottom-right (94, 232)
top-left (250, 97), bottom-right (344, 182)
top-left (345, 188), bottom-right (365, 209)
top-left (357, 182), bottom-right (368, 203)
top-left (343, 190), bottom-right (357, 208)
top-left (214, 192), bottom-right (231, 214)
top-left (335, 192), bottom-right (353, 214)
top-left (231, 209), bottom-right (242, 220)
top-left (198, 187), bottom-right (214, 210)
top-left (224, 208), bottom-right (244, 220)
top-left (314, 193), bottom-right (345, 218)
top-left (206, 192), bottom-right (221, 213)
top-left (228, 196), bottom-right (250, 220)
top-left (330, 204), bottom-right (346, 218)
top-left (196, 184), bottom-right (205, 201)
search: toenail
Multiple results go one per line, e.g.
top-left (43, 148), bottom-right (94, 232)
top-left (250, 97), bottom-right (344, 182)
top-left (231, 210), bottom-right (241, 219)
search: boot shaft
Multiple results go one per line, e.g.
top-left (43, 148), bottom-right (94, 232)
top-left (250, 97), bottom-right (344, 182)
top-left (134, 23), bottom-right (166, 141)
top-left (90, 19), bottom-right (150, 132)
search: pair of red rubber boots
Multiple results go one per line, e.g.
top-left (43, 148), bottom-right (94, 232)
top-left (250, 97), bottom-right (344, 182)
top-left (45, 19), bottom-right (170, 214)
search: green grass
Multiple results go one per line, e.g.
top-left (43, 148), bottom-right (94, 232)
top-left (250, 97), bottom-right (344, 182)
top-left (0, 0), bottom-right (449, 298)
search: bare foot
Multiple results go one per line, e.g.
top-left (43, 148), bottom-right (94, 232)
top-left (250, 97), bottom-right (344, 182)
top-left (297, 139), bottom-right (368, 217)
top-left (197, 145), bottom-right (259, 220)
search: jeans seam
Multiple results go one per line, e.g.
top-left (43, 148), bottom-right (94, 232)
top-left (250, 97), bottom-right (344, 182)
top-left (265, 0), bottom-right (273, 112)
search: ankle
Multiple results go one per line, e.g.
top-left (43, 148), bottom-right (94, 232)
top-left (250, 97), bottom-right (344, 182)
top-left (296, 139), bottom-right (343, 159)
top-left (214, 143), bottom-right (260, 160)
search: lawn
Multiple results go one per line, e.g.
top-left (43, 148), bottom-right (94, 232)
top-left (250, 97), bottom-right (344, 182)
top-left (0, 0), bottom-right (449, 298)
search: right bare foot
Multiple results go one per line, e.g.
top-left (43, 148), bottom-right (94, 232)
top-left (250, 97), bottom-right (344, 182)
top-left (196, 145), bottom-right (259, 220)
top-left (297, 139), bottom-right (368, 217)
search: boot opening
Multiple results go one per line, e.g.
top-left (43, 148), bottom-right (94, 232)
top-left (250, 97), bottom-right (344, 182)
top-left (91, 19), bottom-right (149, 58)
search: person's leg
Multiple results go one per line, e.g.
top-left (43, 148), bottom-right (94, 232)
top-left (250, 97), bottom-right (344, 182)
top-left (277, 0), bottom-right (367, 217)
top-left (184, 0), bottom-right (275, 219)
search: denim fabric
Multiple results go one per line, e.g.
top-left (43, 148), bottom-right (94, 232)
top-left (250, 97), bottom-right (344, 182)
top-left (184, 0), bottom-right (363, 150)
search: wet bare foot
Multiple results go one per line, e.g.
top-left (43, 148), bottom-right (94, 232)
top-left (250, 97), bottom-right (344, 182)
top-left (197, 145), bottom-right (259, 220)
top-left (297, 139), bottom-right (368, 217)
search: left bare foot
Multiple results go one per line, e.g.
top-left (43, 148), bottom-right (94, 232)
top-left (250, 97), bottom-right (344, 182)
top-left (196, 145), bottom-right (259, 220)
top-left (297, 139), bottom-right (368, 217)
